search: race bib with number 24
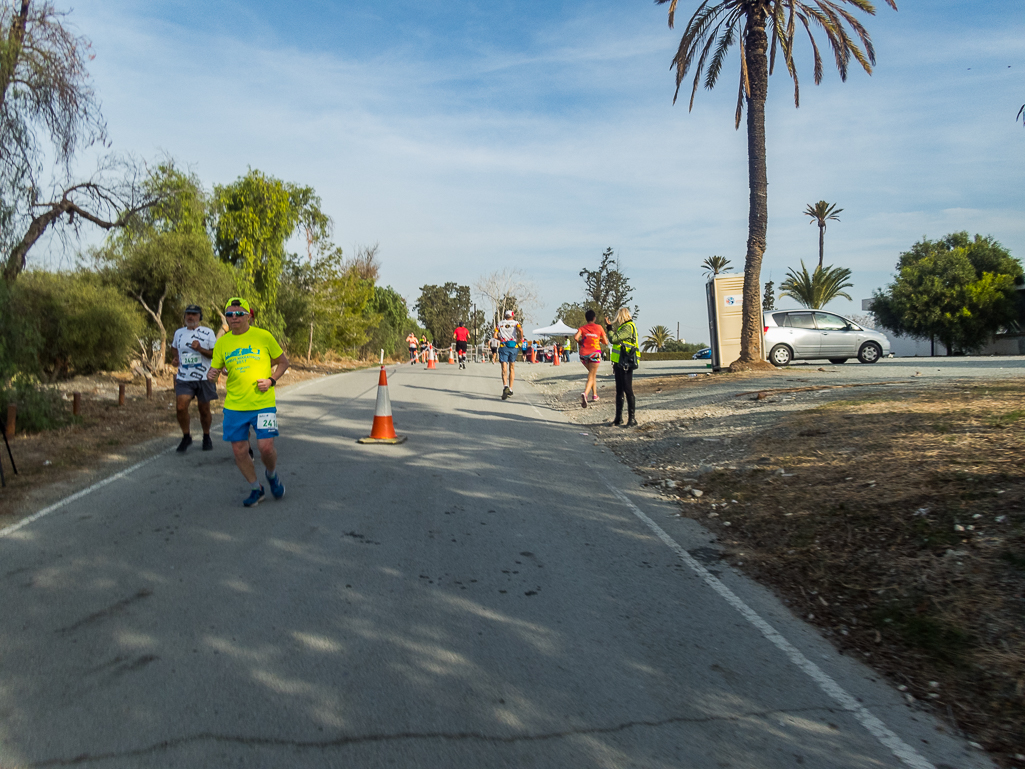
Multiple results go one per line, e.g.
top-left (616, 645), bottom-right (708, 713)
top-left (257, 412), bottom-right (278, 432)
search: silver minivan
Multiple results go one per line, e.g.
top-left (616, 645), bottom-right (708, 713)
top-left (763, 310), bottom-right (890, 366)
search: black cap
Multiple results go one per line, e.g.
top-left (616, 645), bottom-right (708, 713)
top-left (184, 304), bottom-right (202, 315)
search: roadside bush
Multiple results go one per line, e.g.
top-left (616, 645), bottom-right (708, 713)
top-left (0, 280), bottom-right (43, 383)
top-left (0, 374), bottom-right (74, 433)
top-left (662, 339), bottom-right (707, 355)
top-left (14, 271), bottom-right (144, 380)
top-left (644, 351), bottom-right (708, 361)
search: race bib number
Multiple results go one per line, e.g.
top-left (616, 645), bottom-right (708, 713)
top-left (180, 351), bottom-right (201, 365)
top-left (257, 412), bottom-right (278, 431)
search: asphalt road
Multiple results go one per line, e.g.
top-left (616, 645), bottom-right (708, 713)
top-left (0, 360), bottom-right (999, 768)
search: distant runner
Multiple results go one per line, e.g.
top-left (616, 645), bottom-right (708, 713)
top-left (207, 298), bottom-right (290, 507)
top-left (452, 323), bottom-right (470, 369)
top-left (494, 310), bottom-right (523, 400)
top-left (575, 309), bottom-right (608, 408)
top-left (488, 335), bottom-right (499, 364)
top-left (406, 332), bottom-right (419, 364)
top-left (171, 304), bottom-right (218, 452)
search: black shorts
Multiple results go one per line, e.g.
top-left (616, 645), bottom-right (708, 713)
top-left (174, 379), bottom-right (218, 402)
top-left (455, 341), bottom-right (468, 354)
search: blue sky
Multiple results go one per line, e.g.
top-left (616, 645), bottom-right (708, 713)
top-left (43, 0), bottom-right (1025, 343)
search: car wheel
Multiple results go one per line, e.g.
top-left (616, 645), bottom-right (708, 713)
top-left (858, 342), bottom-right (882, 364)
top-left (828, 358), bottom-right (848, 364)
top-left (769, 344), bottom-right (792, 367)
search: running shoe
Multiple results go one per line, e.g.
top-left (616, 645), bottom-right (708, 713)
top-left (176, 434), bottom-right (192, 453)
top-left (266, 471), bottom-right (286, 500)
top-left (502, 386), bottom-right (510, 400)
top-left (590, 394), bottom-right (599, 402)
top-left (243, 486), bottom-right (266, 507)
top-left (202, 434), bottom-right (213, 451)
top-left (580, 394), bottom-right (587, 409)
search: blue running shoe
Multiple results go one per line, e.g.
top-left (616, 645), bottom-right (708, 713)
top-left (265, 471), bottom-right (285, 500)
top-left (243, 486), bottom-right (266, 507)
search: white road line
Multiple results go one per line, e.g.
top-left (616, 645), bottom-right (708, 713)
top-left (598, 477), bottom-right (936, 769)
top-left (0, 447), bottom-right (175, 539)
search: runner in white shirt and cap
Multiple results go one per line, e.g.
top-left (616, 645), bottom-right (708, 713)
top-left (494, 310), bottom-right (523, 400)
top-left (171, 304), bottom-right (219, 452)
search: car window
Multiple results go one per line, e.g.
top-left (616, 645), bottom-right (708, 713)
top-left (788, 313), bottom-right (816, 329)
top-left (814, 312), bottom-right (847, 330)
top-left (772, 312), bottom-right (788, 326)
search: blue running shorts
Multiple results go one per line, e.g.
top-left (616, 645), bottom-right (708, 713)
top-left (498, 346), bottom-right (518, 363)
top-left (222, 407), bottom-right (279, 442)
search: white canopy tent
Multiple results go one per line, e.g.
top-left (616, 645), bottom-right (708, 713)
top-left (530, 320), bottom-right (577, 337)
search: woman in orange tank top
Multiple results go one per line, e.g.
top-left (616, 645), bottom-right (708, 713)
top-left (574, 309), bottom-right (608, 409)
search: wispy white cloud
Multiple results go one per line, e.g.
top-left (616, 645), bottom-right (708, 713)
top-left (37, 0), bottom-right (1025, 342)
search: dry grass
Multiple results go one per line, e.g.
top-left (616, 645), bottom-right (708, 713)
top-left (666, 381), bottom-right (1025, 765)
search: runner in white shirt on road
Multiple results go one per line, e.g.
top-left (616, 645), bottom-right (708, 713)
top-left (494, 310), bottom-right (523, 400)
top-left (171, 304), bottom-right (219, 452)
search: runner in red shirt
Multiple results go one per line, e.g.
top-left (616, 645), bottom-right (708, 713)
top-left (452, 324), bottom-right (470, 369)
top-left (574, 309), bottom-right (608, 408)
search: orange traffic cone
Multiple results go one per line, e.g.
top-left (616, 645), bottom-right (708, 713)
top-left (448, 347), bottom-right (456, 364)
top-left (358, 366), bottom-right (407, 444)
top-left (426, 348), bottom-right (437, 369)
top-left (553, 346), bottom-right (560, 366)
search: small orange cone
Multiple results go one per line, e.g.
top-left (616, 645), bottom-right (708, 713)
top-left (448, 347), bottom-right (456, 364)
top-left (552, 345), bottom-right (560, 366)
top-left (358, 366), bottom-right (407, 444)
top-left (426, 348), bottom-right (437, 369)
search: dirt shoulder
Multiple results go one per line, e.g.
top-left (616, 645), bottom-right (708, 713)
top-left (0, 359), bottom-right (370, 529)
top-left (532, 365), bottom-right (1025, 768)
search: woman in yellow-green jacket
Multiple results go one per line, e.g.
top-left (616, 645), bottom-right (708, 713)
top-left (605, 307), bottom-right (640, 427)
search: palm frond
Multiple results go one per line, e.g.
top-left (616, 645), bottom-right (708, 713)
top-left (778, 261), bottom-right (853, 309)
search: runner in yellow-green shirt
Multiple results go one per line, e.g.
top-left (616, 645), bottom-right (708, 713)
top-left (207, 297), bottom-right (290, 507)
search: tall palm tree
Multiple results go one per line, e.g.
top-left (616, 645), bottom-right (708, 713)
top-left (701, 255), bottom-right (732, 277)
top-left (804, 200), bottom-right (843, 268)
top-left (657, 0), bottom-right (896, 370)
top-left (643, 324), bottom-right (673, 352)
top-left (778, 261), bottom-right (853, 308)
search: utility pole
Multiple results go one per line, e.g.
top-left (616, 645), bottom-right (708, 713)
top-left (677, 322), bottom-right (680, 340)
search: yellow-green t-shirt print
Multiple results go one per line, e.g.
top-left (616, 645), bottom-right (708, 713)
top-left (212, 328), bottom-right (283, 411)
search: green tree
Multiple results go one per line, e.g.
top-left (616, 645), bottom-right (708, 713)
top-left (553, 301), bottom-right (588, 329)
top-left (804, 201), bottom-right (843, 269)
top-left (13, 270), bottom-right (143, 380)
top-left (0, 3), bottom-right (153, 282)
top-left (362, 285), bottom-right (417, 360)
top-left (657, 0), bottom-right (896, 369)
top-left (580, 247), bottom-right (635, 322)
top-left (98, 166), bottom-right (232, 372)
top-left (642, 324), bottom-right (673, 352)
top-left (278, 249), bottom-right (377, 359)
top-left (779, 261), bottom-right (853, 309)
top-left (701, 255), bottom-right (732, 277)
top-left (414, 283), bottom-right (471, 345)
top-left (762, 279), bottom-right (775, 310)
top-left (872, 233), bottom-right (1023, 355)
top-left (212, 169), bottom-right (330, 335)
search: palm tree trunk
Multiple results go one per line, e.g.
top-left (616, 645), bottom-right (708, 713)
top-left (818, 223), bottom-right (825, 269)
top-left (734, 12), bottom-right (771, 368)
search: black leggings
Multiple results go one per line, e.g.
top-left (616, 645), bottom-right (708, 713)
top-left (613, 364), bottom-right (635, 417)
